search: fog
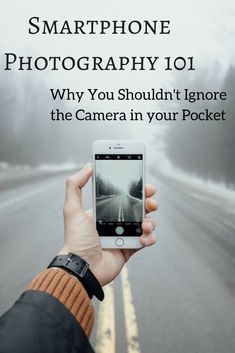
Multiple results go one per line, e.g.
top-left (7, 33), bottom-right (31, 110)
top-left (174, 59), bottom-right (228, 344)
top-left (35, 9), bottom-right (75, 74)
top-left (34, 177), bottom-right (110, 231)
top-left (0, 0), bottom-right (234, 187)
top-left (165, 67), bottom-right (235, 186)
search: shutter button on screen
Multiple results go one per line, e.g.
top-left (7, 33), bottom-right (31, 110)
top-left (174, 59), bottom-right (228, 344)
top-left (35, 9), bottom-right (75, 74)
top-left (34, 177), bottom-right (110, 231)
top-left (115, 238), bottom-right (124, 247)
top-left (115, 226), bottom-right (124, 235)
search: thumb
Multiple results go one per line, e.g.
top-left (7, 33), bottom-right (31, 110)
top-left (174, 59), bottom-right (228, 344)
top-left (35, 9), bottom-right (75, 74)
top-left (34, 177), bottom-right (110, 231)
top-left (65, 163), bottom-right (92, 208)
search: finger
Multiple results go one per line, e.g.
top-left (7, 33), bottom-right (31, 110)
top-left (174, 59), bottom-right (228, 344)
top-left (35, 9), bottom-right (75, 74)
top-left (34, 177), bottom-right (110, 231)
top-left (140, 218), bottom-right (157, 246)
top-left (121, 219), bottom-right (156, 260)
top-left (142, 218), bottom-right (156, 234)
top-left (145, 198), bottom-right (158, 213)
top-left (145, 184), bottom-right (156, 198)
top-left (65, 163), bottom-right (92, 205)
top-left (125, 233), bottom-right (157, 259)
top-left (140, 232), bottom-right (157, 247)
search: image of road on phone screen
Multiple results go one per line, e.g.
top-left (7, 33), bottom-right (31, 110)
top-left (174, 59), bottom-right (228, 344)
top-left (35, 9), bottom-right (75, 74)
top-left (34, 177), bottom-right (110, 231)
top-left (95, 155), bottom-right (143, 223)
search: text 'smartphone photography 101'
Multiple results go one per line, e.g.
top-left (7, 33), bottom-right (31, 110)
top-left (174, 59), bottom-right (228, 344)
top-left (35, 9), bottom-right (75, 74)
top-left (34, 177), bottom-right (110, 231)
top-left (92, 140), bottom-right (145, 249)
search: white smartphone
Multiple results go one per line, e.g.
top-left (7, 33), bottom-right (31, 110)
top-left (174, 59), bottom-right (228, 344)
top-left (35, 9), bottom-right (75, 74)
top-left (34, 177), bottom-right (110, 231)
top-left (92, 140), bottom-right (145, 248)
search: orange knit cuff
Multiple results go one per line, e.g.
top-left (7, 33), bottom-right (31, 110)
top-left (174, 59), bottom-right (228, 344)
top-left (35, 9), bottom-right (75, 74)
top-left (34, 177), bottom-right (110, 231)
top-left (28, 268), bottom-right (94, 336)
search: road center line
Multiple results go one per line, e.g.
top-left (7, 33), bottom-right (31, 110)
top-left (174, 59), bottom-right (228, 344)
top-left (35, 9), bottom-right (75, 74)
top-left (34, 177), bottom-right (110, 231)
top-left (121, 266), bottom-right (141, 353)
top-left (118, 197), bottom-right (122, 222)
top-left (121, 204), bottom-right (125, 222)
top-left (95, 283), bottom-right (115, 353)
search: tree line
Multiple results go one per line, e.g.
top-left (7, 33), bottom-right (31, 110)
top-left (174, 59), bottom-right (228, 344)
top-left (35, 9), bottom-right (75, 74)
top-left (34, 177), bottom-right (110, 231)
top-left (96, 175), bottom-right (121, 197)
top-left (165, 66), bottom-right (235, 187)
top-left (129, 177), bottom-right (143, 199)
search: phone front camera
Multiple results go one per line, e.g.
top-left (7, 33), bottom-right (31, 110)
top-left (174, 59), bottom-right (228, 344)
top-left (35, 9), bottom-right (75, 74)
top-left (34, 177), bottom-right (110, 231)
top-left (109, 147), bottom-right (111, 149)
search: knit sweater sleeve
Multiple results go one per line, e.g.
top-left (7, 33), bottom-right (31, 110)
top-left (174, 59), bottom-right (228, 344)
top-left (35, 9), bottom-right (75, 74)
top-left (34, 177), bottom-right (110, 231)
top-left (28, 268), bottom-right (94, 336)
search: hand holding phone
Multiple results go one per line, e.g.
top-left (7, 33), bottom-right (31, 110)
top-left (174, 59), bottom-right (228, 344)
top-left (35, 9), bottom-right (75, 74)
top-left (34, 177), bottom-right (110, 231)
top-left (59, 162), bottom-right (157, 286)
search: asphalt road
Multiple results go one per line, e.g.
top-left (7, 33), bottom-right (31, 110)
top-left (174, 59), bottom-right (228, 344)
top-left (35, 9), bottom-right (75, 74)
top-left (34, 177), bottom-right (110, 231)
top-left (96, 194), bottom-right (142, 222)
top-left (0, 171), bottom-right (234, 353)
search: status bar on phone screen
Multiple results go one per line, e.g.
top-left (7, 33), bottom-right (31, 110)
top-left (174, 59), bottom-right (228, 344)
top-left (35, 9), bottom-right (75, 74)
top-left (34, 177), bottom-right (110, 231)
top-left (95, 154), bottom-right (142, 160)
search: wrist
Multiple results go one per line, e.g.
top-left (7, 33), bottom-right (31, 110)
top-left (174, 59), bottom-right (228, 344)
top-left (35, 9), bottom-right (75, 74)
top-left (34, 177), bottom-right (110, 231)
top-left (51, 252), bottom-right (104, 301)
top-left (58, 247), bottom-right (103, 285)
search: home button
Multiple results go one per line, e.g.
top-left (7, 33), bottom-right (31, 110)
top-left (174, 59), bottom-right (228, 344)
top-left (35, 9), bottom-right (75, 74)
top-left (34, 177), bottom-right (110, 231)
top-left (115, 238), bottom-right (124, 247)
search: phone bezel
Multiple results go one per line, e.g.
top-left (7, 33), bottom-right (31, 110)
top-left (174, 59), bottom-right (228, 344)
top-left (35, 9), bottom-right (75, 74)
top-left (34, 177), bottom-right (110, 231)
top-left (92, 140), bottom-right (145, 249)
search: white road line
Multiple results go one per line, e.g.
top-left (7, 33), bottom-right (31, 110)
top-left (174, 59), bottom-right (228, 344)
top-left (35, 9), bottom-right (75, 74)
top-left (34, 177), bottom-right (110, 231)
top-left (121, 266), bottom-right (141, 353)
top-left (95, 283), bottom-right (115, 353)
top-left (118, 196), bottom-right (125, 222)
top-left (118, 197), bottom-right (122, 222)
top-left (121, 206), bottom-right (124, 222)
top-left (0, 181), bottom-right (59, 210)
top-left (97, 196), bottom-right (117, 206)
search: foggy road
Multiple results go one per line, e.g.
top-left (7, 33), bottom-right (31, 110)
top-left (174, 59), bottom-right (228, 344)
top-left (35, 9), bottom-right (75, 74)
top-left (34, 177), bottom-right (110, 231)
top-left (96, 194), bottom-right (142, 222)
top-left (0, 171), bottom-right (234, 353)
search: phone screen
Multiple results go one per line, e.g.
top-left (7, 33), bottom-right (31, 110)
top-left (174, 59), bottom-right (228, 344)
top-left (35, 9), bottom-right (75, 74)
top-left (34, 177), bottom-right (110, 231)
top-left (95, 154), bottom-right (143, 237)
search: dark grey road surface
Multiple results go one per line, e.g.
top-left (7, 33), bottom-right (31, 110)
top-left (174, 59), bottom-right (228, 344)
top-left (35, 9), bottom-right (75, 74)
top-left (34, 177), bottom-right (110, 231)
top-left (96, 194), bottom-right (142, 222)
top-left (0, 170), bottom-right (234, 353)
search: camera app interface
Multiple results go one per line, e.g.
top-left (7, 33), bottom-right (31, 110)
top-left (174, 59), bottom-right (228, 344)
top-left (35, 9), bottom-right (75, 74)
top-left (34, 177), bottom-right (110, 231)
top-left (95, 154), bottom-right (143, 237)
